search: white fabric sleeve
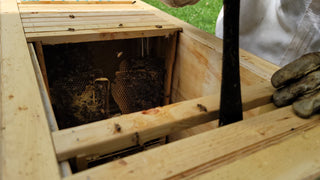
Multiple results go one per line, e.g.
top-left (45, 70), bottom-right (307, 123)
top-left (215, 0), bottom-right (320, 67)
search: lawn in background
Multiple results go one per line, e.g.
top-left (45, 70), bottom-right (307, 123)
top-left (142, 0), bottom-right (223, 35)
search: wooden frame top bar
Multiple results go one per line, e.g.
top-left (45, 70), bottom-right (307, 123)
top-left (18, 2), bottom-right (182, 44)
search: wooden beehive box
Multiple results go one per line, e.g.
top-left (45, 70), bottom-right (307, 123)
top-left (1, 0), bottom-right (320, 179)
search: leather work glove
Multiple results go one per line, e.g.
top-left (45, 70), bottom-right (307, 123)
top-left (271, 52), bottom-right (320, 118)
top-left (159, 0), bottom-right (200, 7)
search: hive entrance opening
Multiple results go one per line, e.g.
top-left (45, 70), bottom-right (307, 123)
top-left (41, 36), bottom-right (175, 129)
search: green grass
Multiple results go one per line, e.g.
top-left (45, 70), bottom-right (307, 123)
top-left (142, 0), bottom-right (223, 35)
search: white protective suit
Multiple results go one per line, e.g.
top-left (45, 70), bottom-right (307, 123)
top-left (215, 0), bottom-right (320, 66)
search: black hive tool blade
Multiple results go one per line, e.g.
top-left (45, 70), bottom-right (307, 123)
top-left (219, 0), bottom-right (243, 126)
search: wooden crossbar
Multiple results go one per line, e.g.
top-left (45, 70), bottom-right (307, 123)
top-left (63, 106), bottom-right (320, 180)
top-left (53, 82), bottom-right (274, 161)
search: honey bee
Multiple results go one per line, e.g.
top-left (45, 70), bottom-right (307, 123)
top-left (114, 123), bottom-right (121, 132)
top-left (197, 104), bottom-right (208, 112)
top-left (117, 51), bottom-right (123, 58)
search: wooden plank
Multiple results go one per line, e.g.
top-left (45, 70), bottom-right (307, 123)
top-left (19, 0), bottom-right (132, 4)
top-left (171, 33), bottom-right (274, 102)
top-left (20, 10), bottom-right (153, 18)
top-left (194, 125), bottom-right (320, 180)
top-left (21, 14), bottom-right (163, 23)
top-left (163, 31), bottom-right (177, 105)
top-left (52, 82), bottom-right (274, 161)
top-left (0, 0), bottom-right (61, 179)
top-left (63, 106), bottom-right (320, 180)
top-left (34, 41), bottom-right (50, 94)
top-left (168, 103), bottom-right (277, 142)
top-left (18, 4), bottom-right (140, 12)
top-left (29, 43), bottom-right (72, 177)
top-left (24, 21), bottom-right (172, 33)
top-left (25, 25), bottom-right (181, 44)
top-left (22, 15), bottom-right (164, 27)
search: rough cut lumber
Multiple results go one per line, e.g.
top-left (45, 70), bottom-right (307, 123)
top-left (0, 0), bottom-right (60, 179)
top-left (53, 82), bottom-right (274, 161)
top-left (63, 106), bottom-right (320, 180)
top-left (194, 125), bottom-right (320, 180)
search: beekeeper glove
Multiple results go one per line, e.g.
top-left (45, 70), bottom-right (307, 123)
top-left (271, 52), bottom-right (320, 118)
top-left (159, 0), bottom-right (200, 7)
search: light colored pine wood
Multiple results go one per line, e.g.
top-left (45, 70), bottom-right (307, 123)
top-left (0, 1), bottom-right (61, 179)
top-left (52, 82), bottom-right (274, 161)
top-left (63, 106), bottom-right (320, 180)
top-left (21, 14), bottom-right (163, 24)
top-left (18, 4), bottom-right (140, 12)
top-left (163, 32), bottom-right (178, 105)
top-left (19, 0), bottom-right (132, 4)
top-left (193, 125), bottom-right (320, 180)
top-left (136, 0), bottom-right (280, 102)
top-left (28, 43), bottom-right (73, 177)
top-left (25, 25), bottom-right (181, 44)
top-left (171, 32), bottom-right (275, 102)
top-left (20, 10), bottom-right (153, 18)
top-left (34, 41), bottom-right (50, 94)
top-left (168, 103), bottom-right (277, 142)
top-left (24, 21), bottom-right (172, 33)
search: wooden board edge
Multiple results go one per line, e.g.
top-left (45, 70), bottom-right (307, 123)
top-left (26, 26), bottom-right (182, 44)
top-left (62, 106), bottom-right (320, 180)
top-left (192, 125), bottom-right (320, 180)
top-left (0, 0), bottom-right (61, 179)
top-left (52, 81), bottom-right (274, 161)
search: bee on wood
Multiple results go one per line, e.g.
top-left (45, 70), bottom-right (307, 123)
top-left (114, 123), bottom-right (121, 132)
top-left (197, 104), bottom-right (208, 112)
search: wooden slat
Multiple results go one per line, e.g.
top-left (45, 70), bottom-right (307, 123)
top-left (34, 41), bottom-right (50, 93)
top-left (20, 10), bottom-right (153, 18)
top-left (21, 14), bottom-right (162, 23)
top-left (25, 25), bottom-right (181, 44)
top-left (19, 0), bottom-right (132, 4)
top-left (18, 4), bottom-right (140, 13)
top-left (0, 0), bottom-right (61, 179)
top-left (24, 21), bottom-right (172, 33)
top-left (63, 106), bottom-right (320, 180)
top-left (163, 32), bottom-right (178, 105)
top-left (22, 15), bottom-right (164, 27)
top-left (52, 82), bottom-right (274, 161)
top-left (194, 125), bottom-right (320, 180)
